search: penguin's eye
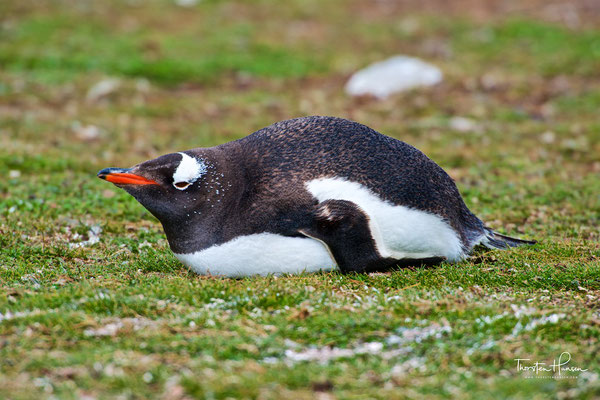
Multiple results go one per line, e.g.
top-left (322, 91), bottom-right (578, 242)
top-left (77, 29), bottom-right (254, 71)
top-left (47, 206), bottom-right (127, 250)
top-left (173, 181), bottom-right (191, 190)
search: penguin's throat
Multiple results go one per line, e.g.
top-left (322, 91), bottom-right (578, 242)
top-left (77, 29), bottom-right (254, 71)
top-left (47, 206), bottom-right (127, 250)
top-left (160, 216), bottom-right (220, 254)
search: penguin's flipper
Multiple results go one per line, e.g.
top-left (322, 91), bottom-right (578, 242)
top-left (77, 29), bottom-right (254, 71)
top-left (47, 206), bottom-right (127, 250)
top-left (300, 199), bottom-right (401, 273)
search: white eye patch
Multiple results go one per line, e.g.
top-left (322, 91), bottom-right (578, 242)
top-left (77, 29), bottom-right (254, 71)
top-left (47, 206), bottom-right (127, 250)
top-left (172, 152), bottom-right (207, 190)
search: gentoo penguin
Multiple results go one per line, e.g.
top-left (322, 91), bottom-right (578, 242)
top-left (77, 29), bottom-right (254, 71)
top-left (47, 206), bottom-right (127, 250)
top-left (98, 116), bottom-right (535, 277)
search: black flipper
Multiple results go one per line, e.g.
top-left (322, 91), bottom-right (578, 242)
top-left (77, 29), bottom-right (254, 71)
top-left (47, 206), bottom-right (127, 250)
top-left (300, 200), bottom-right (445, 273)
top-left (482, 228), bottom-right (537, 249)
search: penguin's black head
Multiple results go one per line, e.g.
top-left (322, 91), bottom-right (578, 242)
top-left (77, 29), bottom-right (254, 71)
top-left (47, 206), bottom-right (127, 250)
top-left (98, 151), bottom-right (214, 222)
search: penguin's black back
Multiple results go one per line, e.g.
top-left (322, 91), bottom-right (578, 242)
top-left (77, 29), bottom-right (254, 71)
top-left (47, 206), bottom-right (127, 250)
top-left (234, 116), bottom-right (484, 245)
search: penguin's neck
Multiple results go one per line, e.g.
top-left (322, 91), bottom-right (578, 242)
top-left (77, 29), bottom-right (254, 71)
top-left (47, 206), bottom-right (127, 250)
top-left (161, 212), bottom-right (223, 254)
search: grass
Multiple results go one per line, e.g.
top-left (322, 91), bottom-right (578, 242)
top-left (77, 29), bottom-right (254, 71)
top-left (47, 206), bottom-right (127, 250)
top-left (1, 0), bottom-right (599, 398)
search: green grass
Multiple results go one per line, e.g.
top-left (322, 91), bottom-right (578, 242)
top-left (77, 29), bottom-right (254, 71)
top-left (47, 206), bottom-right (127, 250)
top-left (1, 0), bottom-right (599, 399)
top-left (0, 13), bottom-right (327, 85)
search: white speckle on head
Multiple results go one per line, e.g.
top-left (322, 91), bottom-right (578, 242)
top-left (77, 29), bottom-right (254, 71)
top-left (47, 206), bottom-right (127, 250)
top-left (172, 152), bottom-right (207, 190)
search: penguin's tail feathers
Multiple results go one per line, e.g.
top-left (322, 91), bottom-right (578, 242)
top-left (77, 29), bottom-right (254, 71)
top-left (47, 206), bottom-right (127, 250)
top-left (480, 228), bottom-right (537, 250)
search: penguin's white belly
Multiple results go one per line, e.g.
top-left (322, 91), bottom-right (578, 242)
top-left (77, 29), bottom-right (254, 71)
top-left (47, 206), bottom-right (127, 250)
top-left (306, 177), bottom-right (465, 262)
top-left (174, 233), bottom-right (337, 277)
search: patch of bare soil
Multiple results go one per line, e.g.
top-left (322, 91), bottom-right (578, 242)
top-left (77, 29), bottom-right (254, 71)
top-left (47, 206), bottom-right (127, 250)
top-left (352, 0), bottom-right (600, 29)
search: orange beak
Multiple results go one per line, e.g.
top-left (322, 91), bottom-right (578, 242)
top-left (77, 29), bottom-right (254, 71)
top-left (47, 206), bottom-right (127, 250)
top-left (97, 168), bottom-right (158, 185)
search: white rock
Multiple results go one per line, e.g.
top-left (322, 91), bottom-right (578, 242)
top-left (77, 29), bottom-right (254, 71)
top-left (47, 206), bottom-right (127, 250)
top-left (541, 131), bottom-right (556, 144)
top-left (86, 78), bottom-right (121, 102)
top-left (449, 116), bottom-right (478, 132)
top-left (284, 347), bottom-right (354, 363)
top-left (345, 56), bottom-right (443, 99)
top-left (138, 240), bottom-right (153, 250)
top-left (69, 224), bottom-right (102, 248)
top-left (84, 321), bottom-right (123, 337)
top-left (72, 121), bottom-right (102, 141)
top-left (135, 78), bottom-right (151, 93)
top-left (174, 0), bottom-right (199, 7)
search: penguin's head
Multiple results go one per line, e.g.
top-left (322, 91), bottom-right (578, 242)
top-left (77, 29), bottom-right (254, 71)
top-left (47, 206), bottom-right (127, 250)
top-left (98, 151), bottom-right (213, 222)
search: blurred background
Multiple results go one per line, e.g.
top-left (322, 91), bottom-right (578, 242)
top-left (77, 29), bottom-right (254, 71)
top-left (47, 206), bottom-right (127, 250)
top-left (1, 0), bottom-right (599, 239)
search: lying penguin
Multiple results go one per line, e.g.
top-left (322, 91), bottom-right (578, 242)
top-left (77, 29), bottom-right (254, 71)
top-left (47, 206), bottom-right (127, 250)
top-left (98, 116), bottom-right (535, 277)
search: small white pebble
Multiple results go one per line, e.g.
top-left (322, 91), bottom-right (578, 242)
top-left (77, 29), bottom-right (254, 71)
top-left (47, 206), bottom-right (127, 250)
top-left (142, 372), bottom-right (153, 383)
